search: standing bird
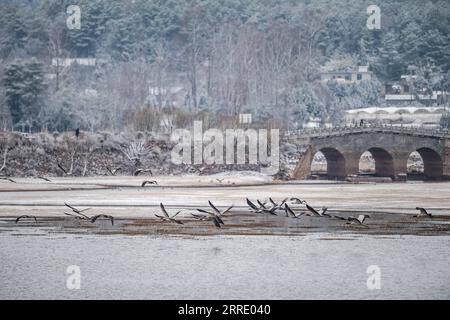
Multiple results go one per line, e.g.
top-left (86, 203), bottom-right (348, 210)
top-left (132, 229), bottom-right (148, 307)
top-left (156, 203), bottom-right (183, 224)
top-left (414, 207), bottom-right (433, 218)
top-left (75, 128), bottom-right (80, 139)
top-left (15, 215), bottom-right (37, 223)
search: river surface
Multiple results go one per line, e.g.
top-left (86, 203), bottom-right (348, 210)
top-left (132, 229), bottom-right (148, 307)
top-left (1, 229), bottom-right (449, 300)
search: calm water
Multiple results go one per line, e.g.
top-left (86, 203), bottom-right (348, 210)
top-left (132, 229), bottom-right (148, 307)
top-left (0, 230), bottom-right (449, 299)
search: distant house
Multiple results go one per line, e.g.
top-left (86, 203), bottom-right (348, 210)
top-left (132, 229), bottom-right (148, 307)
top-left (382, 75), bottom-right (449, 105)
top-left (51, 58), bottom-right (96, 67)
top-left (304, 117), bottom-right (332, 129)
top-left (148, 86), bottom-right (187, 108)
top-left (319, 66), bottom-right (372, 84)
top-left (83, 89), bottom-right (98, 97)
top-left (239, 113), bottom-right (252, 124)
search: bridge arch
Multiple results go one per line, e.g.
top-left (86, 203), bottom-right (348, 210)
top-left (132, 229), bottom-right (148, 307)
top-left (315, 147), bottom-right (346, 178)
top-left (359, 147), bottom-right (395, 177)
top-left (416, 147), bottom-right (443, 179)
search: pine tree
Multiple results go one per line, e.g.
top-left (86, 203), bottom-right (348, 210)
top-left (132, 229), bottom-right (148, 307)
top-left (3, 59), bottom-right (47, 131)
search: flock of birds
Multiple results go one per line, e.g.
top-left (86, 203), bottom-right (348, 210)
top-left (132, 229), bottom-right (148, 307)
top-left (2, 175), bottom-right (159, 188)
top-left (13, 196), bottom-right (433, 230)
top-left (246, 197), bottom-right (372, 226)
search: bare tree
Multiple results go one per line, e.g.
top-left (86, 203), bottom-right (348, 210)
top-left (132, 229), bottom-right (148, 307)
top-left (182, 4), bottom-right (209, 110)
top-left (48, 20), bottom-right (68, 92)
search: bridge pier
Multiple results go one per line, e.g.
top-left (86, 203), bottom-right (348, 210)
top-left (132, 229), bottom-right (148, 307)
top-left (444, 139), bottom-right (450, 179)
top-left (341, 152), bottom-right (360, 177)
top-left (392, 154), bottom-right (409, 180)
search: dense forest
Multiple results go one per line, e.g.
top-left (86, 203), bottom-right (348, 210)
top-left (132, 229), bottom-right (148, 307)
top-left (0, 0), bottom-right (449, 132)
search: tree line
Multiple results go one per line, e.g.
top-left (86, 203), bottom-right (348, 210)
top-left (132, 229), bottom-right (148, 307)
top-left (0, 0), bottom-right (449, 132)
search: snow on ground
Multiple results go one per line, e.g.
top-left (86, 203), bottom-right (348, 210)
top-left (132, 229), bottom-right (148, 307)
top-left (0, 172), bottom-right (273, 190)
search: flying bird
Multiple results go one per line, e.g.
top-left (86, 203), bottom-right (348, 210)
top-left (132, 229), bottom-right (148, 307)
top-left (15, 215), bottom-right (37, 223)
top-left (191, 201), bottom-right (233, 227)
top-left (57, 163), bottom-right (68, 175)
top-left (90, 214), bottom-right (114, 225)
top-left (64, 203), bottom-right (91, 220)
top-left (332, 215), bottom-right (348, 220)
top-left (141, 180), bottom-right (158, 187)
top-left (414, 207), bottom-right (433, 218)
top-left (305, 204), bottom-right (329, 217)
top-left (290, 197), bottom-right (306, 205)
top-left (347, 214), bottom-right (371, 226)
top-left (191, 212), bottom-right (223, 228)
top-left (106, 166), bottom-right (122, 176)
top-left (284, 203), bottom-right (304, 219)
top-left (320, 207), bottom-right (332, 218)
top-left (257, 200), bottom-right (268, 209)
top-left (246, 198), bottom-right (261, 212)
top-left (156, 203), bottom-right (183, 224)
top-left (134, 168), bottom-right (153, 176)
top-left (208, 201), bottom-right (233, 216)
top-left (63, 203), bottom-right (115, 227)
top-left (194, 210), bottom-right (224, 226)
top-left (246, 198), bottom-right (277, 215)
top-left (269, 198), bottom-right (287, 209)
top-left (63, 212), bottom-right (88, 220)
top-left (305, 204), bottom-right (321, 216)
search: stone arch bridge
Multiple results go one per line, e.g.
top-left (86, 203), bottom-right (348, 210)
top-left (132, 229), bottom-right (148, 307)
top-left (291, 125), bottom-right (450, 180)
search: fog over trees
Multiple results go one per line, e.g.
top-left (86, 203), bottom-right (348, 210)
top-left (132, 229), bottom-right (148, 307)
top-left (0, 0), bottom-right (449, 132)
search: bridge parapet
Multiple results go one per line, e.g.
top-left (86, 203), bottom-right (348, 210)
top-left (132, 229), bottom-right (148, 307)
top-left (284, 124), bottom-right (450, 140)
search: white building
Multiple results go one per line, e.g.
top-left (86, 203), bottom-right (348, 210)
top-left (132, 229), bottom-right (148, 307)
top-left (51, 58), bottom-right (96, 67)
top-left (319, 66), bottom-right (372, 84)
